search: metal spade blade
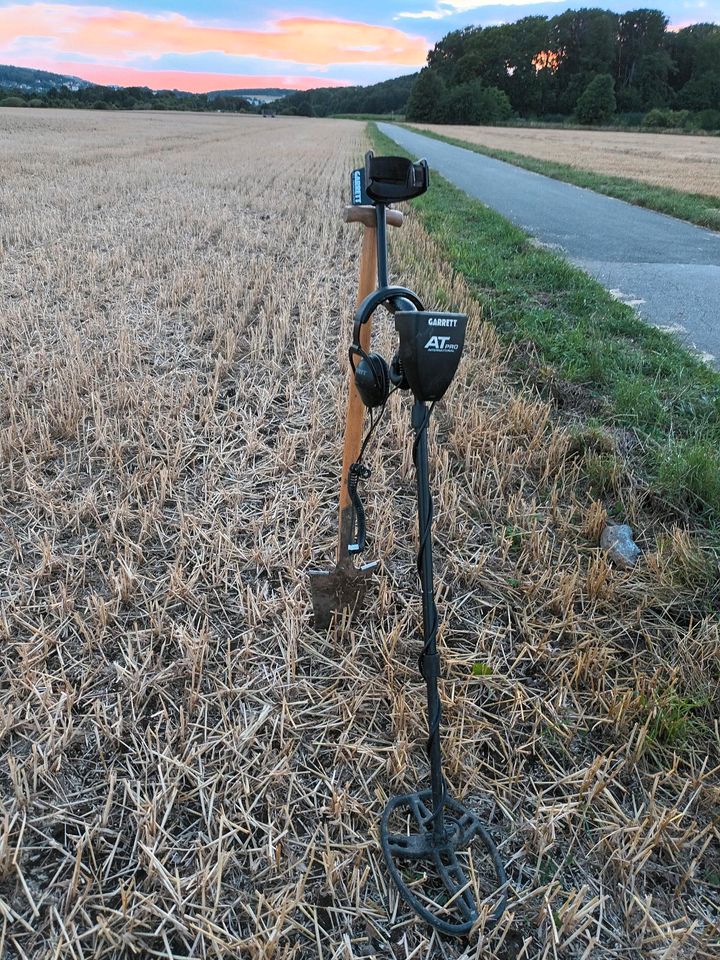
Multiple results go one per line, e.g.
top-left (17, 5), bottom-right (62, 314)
top-left (309, 503), bottom-right (379, 629)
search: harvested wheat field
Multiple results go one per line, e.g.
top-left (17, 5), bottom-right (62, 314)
top-left (412, 123), bottom-right (720, 197)
top-left (0, 108), bottom-right (718, 959)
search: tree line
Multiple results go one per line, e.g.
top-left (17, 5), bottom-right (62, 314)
top-left (276, 10), bottom-right (719, 130)
top-left (407, 10), bottom-right (720, 128)
top-left (277, 74), bottom-right (415, 118)
top-left (0, 84), bottom-right (254, 113)
top-left (3, 11), bottom-right (717, 129)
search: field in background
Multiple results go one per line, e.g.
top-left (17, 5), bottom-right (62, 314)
top-left (411, 123), bottom-right (720, 198)
top-left (0, 109), bottom-right (718, 959)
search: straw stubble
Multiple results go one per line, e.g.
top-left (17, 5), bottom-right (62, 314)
top-left (0, 109), bottom-right (717, 959)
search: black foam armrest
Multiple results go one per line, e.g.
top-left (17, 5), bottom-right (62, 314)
top-left (364, 151), bottom-right (429, 203)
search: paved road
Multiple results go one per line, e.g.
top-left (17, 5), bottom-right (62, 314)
top-left (378, 123), bottom-right (720, 366)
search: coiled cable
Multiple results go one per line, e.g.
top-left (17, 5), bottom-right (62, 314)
top-left (411, 401), bottom-right (447, 825)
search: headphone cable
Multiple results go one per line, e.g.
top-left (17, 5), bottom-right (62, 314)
top-left (347, 388), bottom-right (398, 555)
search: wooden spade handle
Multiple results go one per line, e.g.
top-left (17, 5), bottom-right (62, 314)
top-left (336, 210), bottom-right (401, 559)
top-left (343, 205), bottom-right (403, 228)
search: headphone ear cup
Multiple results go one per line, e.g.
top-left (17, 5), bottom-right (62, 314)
top-left (355, 353), bottom-right (390, 408)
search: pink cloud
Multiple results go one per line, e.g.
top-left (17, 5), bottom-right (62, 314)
top-left (0, 5), bottom-right (429, 67)
top-left (24, 58), bottom-right (350, 91)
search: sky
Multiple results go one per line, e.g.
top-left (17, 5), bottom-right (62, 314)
top-left (0, 1), bottom-right (717, 92)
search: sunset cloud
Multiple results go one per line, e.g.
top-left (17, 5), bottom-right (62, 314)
top-left (0, 5), bottom-right (429, 67)
top-left (25, 60), bottom-right (349, 91)
top-left (0, 1), bottom-right (710, 93)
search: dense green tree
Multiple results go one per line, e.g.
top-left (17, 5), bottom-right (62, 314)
top-left (550, 8), bottom-right (617, 80)
top-left (427, 28), bottom-right (476, 83)
top-left (435, 79), bottom-right (512, 124)
top-left (678, 72), bottom-right (720, 110)
top-left (503, 17), bottom-right (554, 113)
top-left (616, 9), bottom-right (668, 92)
top-left (690, 27), bottom-right (720, 77)
top-left (695, 108), bottom-right (720, 129)
top-left (664, 24), bottom-right (719, 88)
top-left (406, 69), bottom-right (446, 121)
top-left (635, 49), bottom-right (675, 107)
top-left (453, 24), bottom-right (516, 92)
top-left (575, 73), bottom-right (617, 122)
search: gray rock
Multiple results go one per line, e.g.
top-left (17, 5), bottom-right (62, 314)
top-left (600, 523), bottom-right (641, 569)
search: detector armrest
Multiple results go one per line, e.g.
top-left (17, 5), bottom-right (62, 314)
top-left (364, 151), bottom-right (429, 204)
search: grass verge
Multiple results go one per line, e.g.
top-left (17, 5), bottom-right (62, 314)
top-left (402, 124), bottom-right (720, 232)
top-left (331, 112), bottom-right (406, 121)
top-left (371, 122), bottom-right (720, 526)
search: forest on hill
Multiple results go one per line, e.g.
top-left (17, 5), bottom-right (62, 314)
top-left (0, 82), bottom-right (255, 113)
top-left (0, 63), bottom-right (91, 92)
top-left (0, 63), bottom-right (277, 112)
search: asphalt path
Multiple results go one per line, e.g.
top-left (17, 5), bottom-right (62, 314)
top-left (378, 123), bottom-right (720, 366)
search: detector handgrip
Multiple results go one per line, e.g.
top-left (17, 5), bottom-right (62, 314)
top-left (394, 311), bottom-right (467, 401)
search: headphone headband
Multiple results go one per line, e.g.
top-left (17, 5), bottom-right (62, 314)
top-left (351, 286), bottom-right (424, 358)
top-left (348, 286), bottom-right (425, 407)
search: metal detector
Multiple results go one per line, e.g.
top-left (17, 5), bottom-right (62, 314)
top-left (317, 151), bottom-right (508, 936)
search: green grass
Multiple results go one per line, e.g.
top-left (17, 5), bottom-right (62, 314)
top-left (641, 690), bottom-right (711, 748)
top-left (331, 113), bottom-right (405, 122)
top-left (401, 124), bottom-right (720, 232)
top-left (370, 122), bottom-right (720, 525)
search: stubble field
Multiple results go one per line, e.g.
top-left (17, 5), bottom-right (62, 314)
top-left (411, 123), bottom-right (720, 197)
top-left (0, 109), bottom-right (718, 959)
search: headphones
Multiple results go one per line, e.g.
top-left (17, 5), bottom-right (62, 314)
top-left (349, 287), bottom-right (424, 408)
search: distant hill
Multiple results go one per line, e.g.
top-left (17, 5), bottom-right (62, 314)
top-left (0, 73), bottom-right (258, 114)
top-left (208, 88), bottom-right (295, 100)
top-left (0, 64), bottom-right (91, 92)
top-left (0, 66), bottom-right (298, 100)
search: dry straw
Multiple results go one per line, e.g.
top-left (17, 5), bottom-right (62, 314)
top-left (0, 110), bottom-right (718, 959)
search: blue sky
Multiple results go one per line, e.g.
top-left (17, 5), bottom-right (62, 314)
top-left (0, 1), bottom-right (716, 91)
